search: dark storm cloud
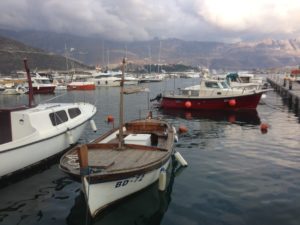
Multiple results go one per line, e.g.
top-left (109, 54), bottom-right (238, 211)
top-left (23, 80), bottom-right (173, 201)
top-left (1, 0), bottom-right (300, 42)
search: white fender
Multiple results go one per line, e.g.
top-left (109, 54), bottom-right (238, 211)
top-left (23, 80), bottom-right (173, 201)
top-left (174, 135), bottom-right (179, 143)
top-left (158, 169), bottom-right (167, 191)
top-left (172, 126), bottom-right (177, 134)
top-left (66, 130), bottom-right (74, 145)
top-left (174, 151), bottom-right (188, 167)
top-left (90, 119), bottom-right (97, 132)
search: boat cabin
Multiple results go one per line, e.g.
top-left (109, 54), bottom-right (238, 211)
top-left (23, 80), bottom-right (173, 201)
top-left (180, 79), bottom-right (231, 96)
top-left (0, 105), bottom-right (83, 145)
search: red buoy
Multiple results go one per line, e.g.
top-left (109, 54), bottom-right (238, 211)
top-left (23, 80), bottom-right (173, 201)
top-left (185, 101), bottom-right (192, 108)
top-left (260, 123), bottom-right (269, 134)
top-left (107, 115), bottom-right (114, 123)
top-left (228, 99), bottom-right (236, 107)
top-left (178, 125), bottom-right (188, 134)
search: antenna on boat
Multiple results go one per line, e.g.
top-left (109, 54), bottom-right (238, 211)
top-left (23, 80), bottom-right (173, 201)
top-left (23, 58), bottom-right (34, 107)
top-left (118, 57), bottom-right (126, 149)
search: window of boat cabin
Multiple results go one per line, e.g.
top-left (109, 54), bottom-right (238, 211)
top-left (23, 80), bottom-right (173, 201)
top-left (49, 110), bottom-right (68, 126)
top-left (205, 81), bottom-right (220, 88)
top-left (221, 81), bottom-right (230, 89)
top-left (68, 107), bottom-right (81, 119)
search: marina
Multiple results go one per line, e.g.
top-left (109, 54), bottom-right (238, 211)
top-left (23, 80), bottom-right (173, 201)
top-left (0, 76), bottom-right (299, 225)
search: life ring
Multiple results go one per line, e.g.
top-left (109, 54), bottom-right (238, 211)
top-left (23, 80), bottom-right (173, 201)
top-left (16, 85), bottom-right (27, 94)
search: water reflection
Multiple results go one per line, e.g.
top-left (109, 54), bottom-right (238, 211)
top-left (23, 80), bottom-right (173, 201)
top-left (161, 109), bottom-right (261, 125)
top-left (66, 159), bottom-right (183, 225)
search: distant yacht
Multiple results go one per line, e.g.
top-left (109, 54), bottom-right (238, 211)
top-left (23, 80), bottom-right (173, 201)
top-left (90, 70), bottom-right (139, 87)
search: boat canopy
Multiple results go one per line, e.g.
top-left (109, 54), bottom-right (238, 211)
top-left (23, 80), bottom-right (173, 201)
top-left (226, 73), bottom-right (239, 82)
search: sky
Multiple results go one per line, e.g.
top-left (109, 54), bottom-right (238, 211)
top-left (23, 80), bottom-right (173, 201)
top-left (0, 0), bottom-right (300, 43)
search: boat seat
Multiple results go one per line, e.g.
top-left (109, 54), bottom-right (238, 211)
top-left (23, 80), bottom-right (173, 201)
top-left (121, 130), bottom-right (168, 138)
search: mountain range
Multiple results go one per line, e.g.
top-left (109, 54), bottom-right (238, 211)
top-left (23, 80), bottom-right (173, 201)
top-left (1, 29), bottom-right (300, 75)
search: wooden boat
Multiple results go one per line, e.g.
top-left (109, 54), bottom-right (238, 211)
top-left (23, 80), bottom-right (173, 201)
top-left (60, 118), bottom-right (176, 217)
top-left (66, 159), bottom-right (179, 224)
top-left (60, 58), bottom-right (187, 218)
top-left (158, 78), bottom-right (270, 110)
top-left (0, 60), bottom-right (97, 179)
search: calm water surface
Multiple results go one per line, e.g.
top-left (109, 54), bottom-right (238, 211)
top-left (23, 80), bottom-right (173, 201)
top-left (0, 78), bottom-right (300, 225)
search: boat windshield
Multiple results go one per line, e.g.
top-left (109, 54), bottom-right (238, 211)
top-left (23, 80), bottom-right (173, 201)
top-left (220, 81), bottom-right (230, 89)
top-left (35, 79), bottom-right (51, 84)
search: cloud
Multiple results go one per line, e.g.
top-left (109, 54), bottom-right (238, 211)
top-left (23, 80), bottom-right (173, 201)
top-left (0, 0), bottom-right (300, 42)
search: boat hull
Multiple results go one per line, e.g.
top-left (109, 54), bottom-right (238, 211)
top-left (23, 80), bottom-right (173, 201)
top-left (0, 121), bottom-right (89, 178)
top-left (83, 158), bottom-right (171, 217)
top-left (33, 86), bottom-right (56, 94)
top-left (67, 84), bottom-right (96, 90)
top-left (160, 92), bottom-right (263, 110)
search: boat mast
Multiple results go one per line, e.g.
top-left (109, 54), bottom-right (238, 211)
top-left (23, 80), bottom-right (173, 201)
top-left (118, 57), bottom-right (126, 149)
top-left (64, 43), bottom-right (69, 82)
top-left (23, 59), bottom-right (34, 108)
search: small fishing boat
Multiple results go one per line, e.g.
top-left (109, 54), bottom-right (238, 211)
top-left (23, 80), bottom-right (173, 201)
top-left (59, 58), bottom-right (187, 218)
top-left (0, 60), bottom-right (97, 179)
top-left (157, 78), bottom-right (270, 110)
top-left (67, 159), bottom-right (179, 224)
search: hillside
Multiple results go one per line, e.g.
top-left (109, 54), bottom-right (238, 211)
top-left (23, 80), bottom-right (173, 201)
top-left (0, 35), bottom-right (92, 75)
top-left (1, 29), bottom-right (300, 71)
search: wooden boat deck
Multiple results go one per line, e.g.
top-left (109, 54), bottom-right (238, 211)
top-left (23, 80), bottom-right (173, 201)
top-left (59, 119), bottom-right (175, 179)
top-left (60, 143), bottom-right (171, 177)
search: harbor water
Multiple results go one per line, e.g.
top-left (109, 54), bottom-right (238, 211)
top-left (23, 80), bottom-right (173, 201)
top-left (0, 78), bottom-right (300, 225)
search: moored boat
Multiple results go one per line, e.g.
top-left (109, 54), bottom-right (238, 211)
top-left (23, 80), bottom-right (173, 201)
top-left (29, 73), bottom-right (56, 94)
top-left (158, 78), bottom-right (270, 110)
top-left (67, 81), bottom-right (96, 90)
top-left (90, 71), bottom-right (139, 87)
top-left (59, 58), bottom-right (187, 218)
top-left (60, 117), bottom-right (177, 217)
top-left (0, 60), bottom-right (97, 179)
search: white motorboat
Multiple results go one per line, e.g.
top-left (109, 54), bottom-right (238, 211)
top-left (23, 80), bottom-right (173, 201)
top-left (139, 74), bottom-right (164, 83)
top-left (0, 60), bottom-right (97, 179)
top-left (1, 84), bottom-right (27, 95)
top-left (25, 73), bottom-right (56, 94)
top-left (91, 71), bottom-right (139, 87)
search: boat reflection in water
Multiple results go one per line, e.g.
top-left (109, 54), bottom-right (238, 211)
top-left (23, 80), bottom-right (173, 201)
top-left (161, 109), bottom-right (261, 125)
top-left (66, 158), bottom-right (184, 225)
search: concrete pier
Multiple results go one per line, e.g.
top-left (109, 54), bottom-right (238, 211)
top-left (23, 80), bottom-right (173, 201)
top-left (267, 75), bottom-right (300, 114)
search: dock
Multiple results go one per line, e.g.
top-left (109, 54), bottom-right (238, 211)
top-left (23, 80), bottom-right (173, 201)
top-left (267, 75), bottom-right (300, 113)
